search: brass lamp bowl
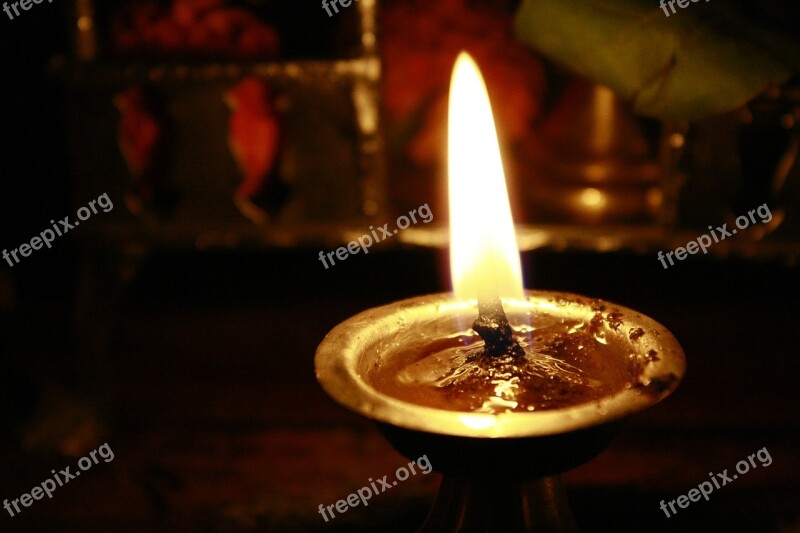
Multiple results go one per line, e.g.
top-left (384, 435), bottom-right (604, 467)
top-left (315, 290), bottom-right (685, 531)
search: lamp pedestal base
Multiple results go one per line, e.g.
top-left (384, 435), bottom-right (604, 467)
top-left (420, 476), bottom-right (579, 532)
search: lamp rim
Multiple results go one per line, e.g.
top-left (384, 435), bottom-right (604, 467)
top-left (315, 290), bottom-right (685, 438)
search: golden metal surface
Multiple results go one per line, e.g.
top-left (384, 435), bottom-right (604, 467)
top-left (315, 290), bottom-right (685, 439)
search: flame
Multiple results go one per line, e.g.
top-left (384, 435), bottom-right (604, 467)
top-left (448, 52), bottom-right (524, 301)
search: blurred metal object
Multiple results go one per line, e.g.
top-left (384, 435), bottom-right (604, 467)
top-left (673, 80), bottom-right (800, 247)
top-left (60, 1), bottom-right (800, 259)
top-left (72, 0), bottom-right (97, 61)
top-left (522, 78), bottom-right (666, 225)
top-left (61, 0), bottom-right (385, 247)
top-left (733, 83), bottom-right (800, 238)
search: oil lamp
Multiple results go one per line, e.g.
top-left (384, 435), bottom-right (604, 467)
top-left (315, 53), bottom-right (685, 531)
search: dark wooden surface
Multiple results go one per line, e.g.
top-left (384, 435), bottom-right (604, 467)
top-left (1, 248), bottom-right (799, 532)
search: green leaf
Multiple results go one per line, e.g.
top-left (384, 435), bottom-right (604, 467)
top-left (514, 0), bottom-right (800, 120)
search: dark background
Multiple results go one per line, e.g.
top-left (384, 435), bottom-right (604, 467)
top-left (1, 1), bottom-right (799, 532)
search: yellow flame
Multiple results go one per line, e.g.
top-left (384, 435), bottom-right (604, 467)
top-left (448, 52), bottom-right (524, 301)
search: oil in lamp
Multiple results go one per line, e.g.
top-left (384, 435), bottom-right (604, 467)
top-left (315, 52), bottom-right (685, 531)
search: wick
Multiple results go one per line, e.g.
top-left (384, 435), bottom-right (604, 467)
top-left (472, 297), bottom-right (525, 358)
